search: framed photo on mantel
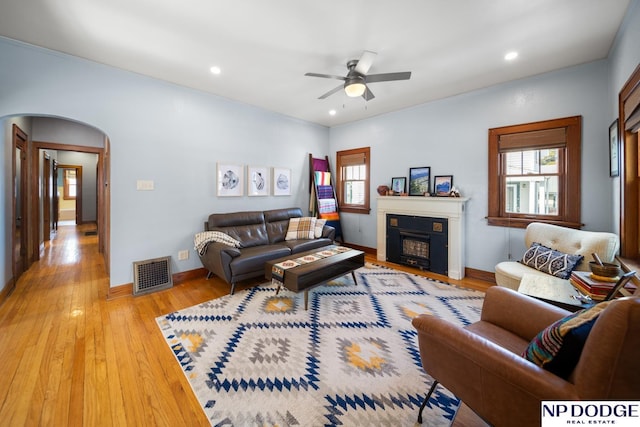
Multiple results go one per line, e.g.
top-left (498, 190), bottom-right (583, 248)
top-left (409, 167), bottom-right (430, 196)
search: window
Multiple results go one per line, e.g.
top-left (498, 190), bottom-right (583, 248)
top-left (487, 116), bottom-right (581, 228)
top-left (63, 169), bottom-right (77, 200)
top-left (336, 147), bottom-right (370, 214)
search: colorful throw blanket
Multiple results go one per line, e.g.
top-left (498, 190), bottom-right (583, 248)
top-left (316, 185), bottom-right (334, 199)
top-left (194, 231), bottom-right (242, 256)
top-left (271, 246), bottom-right (351, 288)
top-left (314, 171), bottom-right (331, 185)
top-left (318, 198), bottom-right (337, 214)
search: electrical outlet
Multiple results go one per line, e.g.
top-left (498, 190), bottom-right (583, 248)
top-left (178, 250), bottom-right (189, 260)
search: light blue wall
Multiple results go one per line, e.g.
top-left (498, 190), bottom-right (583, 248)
top-left (608, 0), bottom-right (640, 235)
top-left (330, 61), bottom-right (612, 272)
top-left (0, 37), bottom-right (329, 289)
top-left (1, 1), bottom-right (638, 289)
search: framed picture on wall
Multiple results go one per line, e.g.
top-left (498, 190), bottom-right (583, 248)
top-left (217, 163), bottom-right (244, 197)
top-left (247, 165), bottom-right (270, 196)
top-left (609, 119), bottom-right (619, 177)
top-left (272, 167), bottom-right (291, 196)
top-left (409, 166), bottom-right (431, 195)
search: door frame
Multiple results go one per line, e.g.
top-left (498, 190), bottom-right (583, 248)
top-left (30, 141), bottom-right (107, 267)
top-left (57, 164), bottom-right (83, 225)
top-left (12, 124), bottom-right (29, 290)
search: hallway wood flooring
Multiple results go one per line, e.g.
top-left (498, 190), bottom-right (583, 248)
top-left (0, 223), bottom-right (491, 426)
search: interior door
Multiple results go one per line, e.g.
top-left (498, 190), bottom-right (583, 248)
top-left (43, 152), bottom-right (51, 242)
top-left (13, 124), bottom-right (28, 285)
top-left (52, 160), bottom-right (58, 231)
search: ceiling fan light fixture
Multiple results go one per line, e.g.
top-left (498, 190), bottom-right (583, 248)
top-left (344, 77), bottom-right (366, 97)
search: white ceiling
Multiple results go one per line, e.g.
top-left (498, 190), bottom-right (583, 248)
top-left (0, 0), bottom-right (631, 127)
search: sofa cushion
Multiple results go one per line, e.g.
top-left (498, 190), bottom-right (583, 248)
top-left (522, 301), bottom-right (611, 379)
top-left (285, 217), bottom-right (316, 240)
top-left (286, 237), bottom-right (334, 254)
top-left (230, 244), bottom-right (291, 276)
top-left (520, 243), bottom-right (583, 280)
top-left (264, 208), bottom-right (303, 243)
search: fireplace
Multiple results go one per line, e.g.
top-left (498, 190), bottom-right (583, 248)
top-left (386, 214), bottom-right (448, 275)
top-left (377, 196), bottom-right (468, 279)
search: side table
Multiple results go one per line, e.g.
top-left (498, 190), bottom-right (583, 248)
top-left (517, 273), bottom-right (593, 312)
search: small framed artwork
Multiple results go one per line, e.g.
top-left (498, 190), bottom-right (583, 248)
top-left (217, 163), bottom-right (244, 197)
top-left (434, 175), bottom-right (454, 196)
top-left (409, 166), bottom-right (431, 196)
top-left (273, 167), bottom-right (291, 196)
top-left (609, 119), bottom-right (619, 177)
top-left (247, 165), bottom-right (270, 196)
top-left (391, 177), bottom-right (406, 194)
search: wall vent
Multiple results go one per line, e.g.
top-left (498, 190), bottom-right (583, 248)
top-left (133, 256), bottom-right (173, 295)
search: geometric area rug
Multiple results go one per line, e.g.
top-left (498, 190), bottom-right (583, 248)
top-left (156, 263), bottom-right (485, 426)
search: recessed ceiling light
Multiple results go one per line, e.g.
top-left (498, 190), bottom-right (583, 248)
top-left (504, 51), bottom-right (518, 61)
top-left (329, 110), bottom-right (337, 116)
top-left (210, 66), bottom-right (221, 75)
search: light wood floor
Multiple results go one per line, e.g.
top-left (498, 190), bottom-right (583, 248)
top-left (0, 224), bottom-right (492, 426)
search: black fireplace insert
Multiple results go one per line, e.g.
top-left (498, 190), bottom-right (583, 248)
top-left (386, 214), bottom-right (448, 275)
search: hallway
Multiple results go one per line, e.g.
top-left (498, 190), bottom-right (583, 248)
top-left (0, 223), bottom-right (217, 426)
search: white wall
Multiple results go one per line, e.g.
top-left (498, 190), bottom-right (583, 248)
top-left (0, 37), bottom-right (329, 289)
top-left (330, 60), bottom-right (612, 273)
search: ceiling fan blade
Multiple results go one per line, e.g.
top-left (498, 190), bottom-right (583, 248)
top-left (305, 72), bottom-right (346, 81)
top-left (318, 84), bottom-right (344, 99)
top-left (362, 86), bottom-right (375, 101)
top-left (365, 71), bottom-right (412, 83)
top-left (354, 50), bottom-right (377, 75)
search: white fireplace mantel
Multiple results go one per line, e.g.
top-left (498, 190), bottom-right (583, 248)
top-left (376, 196), bottom-right (469, 280)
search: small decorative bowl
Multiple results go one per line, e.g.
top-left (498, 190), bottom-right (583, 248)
top-left (589, 261), bottom-right (620, 278)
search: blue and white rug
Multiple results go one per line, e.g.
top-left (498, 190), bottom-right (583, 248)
top-left (156, 263), bottom-right (484, 426)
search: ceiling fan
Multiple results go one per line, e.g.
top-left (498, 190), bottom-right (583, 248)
top-left (305, 51), bottom-right (411, 101)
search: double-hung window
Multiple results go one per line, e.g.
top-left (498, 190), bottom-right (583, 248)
top-left (488, 116), bottom-right (581, 228)
top-left (336, 147), bottom-right (370, 214)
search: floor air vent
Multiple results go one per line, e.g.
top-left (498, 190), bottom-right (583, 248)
top-left (133, 256), bottom-right (173, 295)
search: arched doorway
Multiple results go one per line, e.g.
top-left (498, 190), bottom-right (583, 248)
top-left (4, 114), bottom-right (111, 290)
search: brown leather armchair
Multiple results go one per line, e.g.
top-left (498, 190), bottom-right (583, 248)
top-left (411, 286), bottom-right (640, 426)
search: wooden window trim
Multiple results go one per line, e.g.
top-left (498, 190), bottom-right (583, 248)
top-left (336, 147), bottom-right (371, 214)
top-left (619, 62), bottom-right (640, 260)
top-left (63, 169), bottom-right (77, 200)
top-left (487, 116), bottom-right (582, 229)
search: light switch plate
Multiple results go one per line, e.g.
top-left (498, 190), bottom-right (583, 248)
top-left (136, 180), bottom-right (154, 191)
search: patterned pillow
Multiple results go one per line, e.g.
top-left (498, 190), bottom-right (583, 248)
top-left (285, 217), bottom-right (317, 240)
top-left (314, 219), bottom-right (327, 238)
top-left (522, 301), bottom-right (611, 379)
top-left (520, 242), bottom-right (584, 279)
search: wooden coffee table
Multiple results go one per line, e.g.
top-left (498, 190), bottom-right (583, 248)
top-left (264, 246), bottom-right (365, 309)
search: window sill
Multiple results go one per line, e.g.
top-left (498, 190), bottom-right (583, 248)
top-left (339, 206), bottom-right (371, 215)
top-left (486, 216), bottom-right (583, 229)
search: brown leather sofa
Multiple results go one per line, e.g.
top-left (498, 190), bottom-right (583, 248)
top-left (412, 286), bottom-right (640, 426)
top-left (198, 207), bottom-right (335, 294)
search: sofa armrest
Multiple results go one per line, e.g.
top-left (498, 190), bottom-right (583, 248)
top-left (198, 242), bottom-right (241, 284)
top-left (321, 224), bottom-right (335, 241)
top-left (412, 314), bottom-right (578, 426)
top-left (481, 286), bottom-right (570, 341)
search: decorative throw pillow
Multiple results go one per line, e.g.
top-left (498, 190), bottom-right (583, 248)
top-left (314, 218), bottom-right (327, 238)
top-left (522, 301), bottom-right (611, 379)
top-left (285, 217), bottom-right (317, 240)
top-left (520, 242), bottom-right (584, 279)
